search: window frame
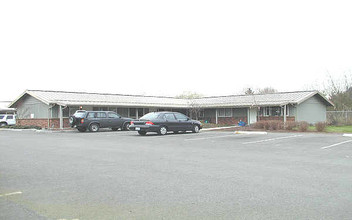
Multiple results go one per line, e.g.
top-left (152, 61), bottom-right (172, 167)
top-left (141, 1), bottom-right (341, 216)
top-left (218, 108), bottom-right (233, 117)
top-left (96, 112), bottom-right (107, 118)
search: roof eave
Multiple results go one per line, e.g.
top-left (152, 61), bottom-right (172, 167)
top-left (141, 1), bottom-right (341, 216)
top-left (296, 91), bottom-right (334, 107)
top-left (8, 90), bottom-right (50, 108)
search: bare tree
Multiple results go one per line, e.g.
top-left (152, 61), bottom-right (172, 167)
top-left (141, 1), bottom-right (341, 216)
top-left (243, 88), bottom-right (255, 95)
top-left (257, 87), bottom-right (278, 94)
top-left (323, 72), bottom-right (352, 110)
top-left (176, 91), bottom-right (203, 119)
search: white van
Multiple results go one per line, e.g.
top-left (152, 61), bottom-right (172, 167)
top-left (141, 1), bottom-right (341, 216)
top-left (0, 114), bottom-right (16, 126)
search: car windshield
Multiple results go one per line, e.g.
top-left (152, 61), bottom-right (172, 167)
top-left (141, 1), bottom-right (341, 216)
top-left (140, 112), bottom-right (161, 120)
top-left (73, 111), bottom-right (86, 118)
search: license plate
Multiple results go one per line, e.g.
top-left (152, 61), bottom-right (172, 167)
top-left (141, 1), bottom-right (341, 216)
top-left (135, 127), bottom-right (140, 131)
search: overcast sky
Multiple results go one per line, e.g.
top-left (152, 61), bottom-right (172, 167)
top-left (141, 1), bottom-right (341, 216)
top-left (1, 0), bottom-right (352, 101)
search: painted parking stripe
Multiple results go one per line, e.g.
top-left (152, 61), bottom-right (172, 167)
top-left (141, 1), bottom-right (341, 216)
top-left (321, 140), bottom-right (352, 149)
top-left (185, 134), bottom-right (236, 141)
top-left (242, 135), bottom-right (303, 145)
top-left (0, 191), bottom-right (22, 197)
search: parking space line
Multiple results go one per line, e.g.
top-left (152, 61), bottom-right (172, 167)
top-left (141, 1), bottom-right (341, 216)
top-left (0, 191), bottom-right (22, 198)
top-left (184, 134), bottom-right (236, 141)
top-left (242, 135), bottom-right (303, 145)
top-left (321, 140), bottom-right (352, 149)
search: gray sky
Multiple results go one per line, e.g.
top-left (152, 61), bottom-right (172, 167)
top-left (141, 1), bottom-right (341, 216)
top-left (1, 0), bottom-right (352, 101)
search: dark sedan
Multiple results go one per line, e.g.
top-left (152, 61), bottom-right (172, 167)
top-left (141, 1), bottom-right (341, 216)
top-left (129, 112), bottom-right (202, 135)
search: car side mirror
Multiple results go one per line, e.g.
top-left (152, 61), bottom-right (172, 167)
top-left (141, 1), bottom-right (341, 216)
top-left (186, 117), bottom-right (190, 121)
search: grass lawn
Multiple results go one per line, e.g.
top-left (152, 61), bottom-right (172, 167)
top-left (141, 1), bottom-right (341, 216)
top-left (325, 125), bottom-right (352, 133)
top-left (308, 125), bottom-right (352, 133)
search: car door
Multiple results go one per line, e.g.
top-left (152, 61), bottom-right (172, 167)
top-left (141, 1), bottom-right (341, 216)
top-left (6, 115), bottom-right (16, 125)
top-left (174, 113), bottom-right (192, 131)
top-left (96, 112), bottom-right (109, 128)
top-left (163, 113), bottom-right (178, 131)
top-left (108, 112), bottom-right (123, 128)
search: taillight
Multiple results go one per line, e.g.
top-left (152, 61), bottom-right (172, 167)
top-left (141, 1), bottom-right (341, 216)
top-left (81, 119), bottom-right (84, 124)
top-left (130, 121), bottom-right (134, 125)
top-left (145, 121), bottom-right (154, 125)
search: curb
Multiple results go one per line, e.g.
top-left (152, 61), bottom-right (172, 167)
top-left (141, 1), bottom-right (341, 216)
top-left (235, 131), bottom-right (267, 135)
top-left (0, 128), bottom-right (37, 132)
top-left (0, 128), bottom-right (75, 133)
top-left (343, 134), bottom-right (352, 137)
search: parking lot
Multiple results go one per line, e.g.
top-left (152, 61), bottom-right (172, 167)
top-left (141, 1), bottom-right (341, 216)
top-left (1, 129), bottom-right (352, 220)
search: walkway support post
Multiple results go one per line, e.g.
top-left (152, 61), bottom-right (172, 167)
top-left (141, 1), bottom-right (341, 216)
top-left (215, 109), bottom-right (218, 124)
top-left (59, 105), bottom-right (63, 129)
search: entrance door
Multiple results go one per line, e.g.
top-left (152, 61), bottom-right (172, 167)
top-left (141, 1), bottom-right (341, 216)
top-left (249, 108), bottom-right (257, 125)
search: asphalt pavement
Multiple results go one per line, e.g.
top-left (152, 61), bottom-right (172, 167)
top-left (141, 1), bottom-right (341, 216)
top-left (0, 129), bottom-right (351, 220)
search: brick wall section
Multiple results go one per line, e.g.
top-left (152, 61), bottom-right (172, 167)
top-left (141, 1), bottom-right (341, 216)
top-left (258, 116), bottom-right (295, 122)
top-left (17, 118), bottom-right (70, 129)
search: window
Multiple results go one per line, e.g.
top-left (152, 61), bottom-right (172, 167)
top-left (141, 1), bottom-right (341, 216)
top-left (7, 116), bottom-right (13, 119)
top-left (218, 108), bottom-right (232, 117)
top-left (97, 112), bottom-right (107, 118)
top-left (174, 113), bottom-right (188, 121)
top-left (198, 110), bottom-right (205, 118)
top-left (140, 112), bottom-right (161, 120)
top-left (87, 112), bottom-right (96, 118)
top-left (272, 107), bottom-right (281, 116)
top-left (93, 107), bottom-right (108, 111)
top-left (164, 113), bottom-right (176, 121)
top-left (74, 111), bottom-right (86, 118)
top-left (0, 115), bottom-right (4, 119)
top-left (259, 106), bottom-right (289, 116)
top-left (108, 107), bottom-right (117, 112)
top-left (108, 112), bottom-right (120, 118)
top-left (137, 108), bottom-right (144, 118)
top-left (129, 108), bottom-right (136, 118)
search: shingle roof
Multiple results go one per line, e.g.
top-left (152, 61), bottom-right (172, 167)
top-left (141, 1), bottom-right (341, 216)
top-left (195, 91), bottom-right (332, 107)
top-left (9, 89), bottom-right (334, 108)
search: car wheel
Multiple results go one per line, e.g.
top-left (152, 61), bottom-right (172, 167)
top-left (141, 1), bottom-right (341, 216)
top-left (0, 122), bottom-right (7, 127)
top-left (77, 128), bottom-right (86, 132)
top-left (158, 126), bottom-right (168, 135)
top-left (122, 123), bottom-right (130, 131)
top-left (192, 125), bottom-right (200, 133)
top-left (138, 131), bottom-right (147, 136)
top-left (89, 123), bottom-right (100, 132)
top-left (112, 128), bottom-right (119, 131)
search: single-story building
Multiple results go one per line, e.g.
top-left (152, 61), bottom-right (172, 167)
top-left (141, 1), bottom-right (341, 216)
top-left (8, 90), bottom-right (334, 129)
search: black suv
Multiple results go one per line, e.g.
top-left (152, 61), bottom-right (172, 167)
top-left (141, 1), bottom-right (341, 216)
top-left (69, 110), bottom-right (132, 132)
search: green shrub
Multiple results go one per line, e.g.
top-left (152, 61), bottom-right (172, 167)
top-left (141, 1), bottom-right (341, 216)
top-left (315, 122), bottom-right (327, 132)
top-left (298, 121), bottom-right (309, 132)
